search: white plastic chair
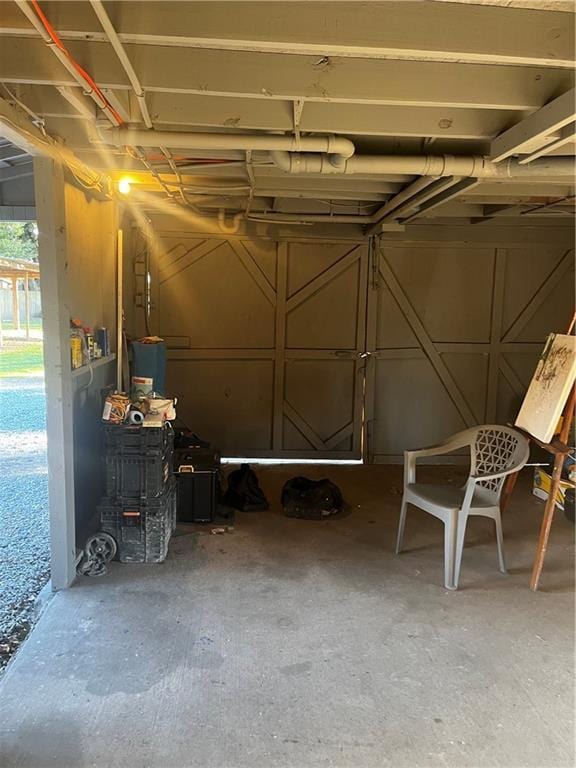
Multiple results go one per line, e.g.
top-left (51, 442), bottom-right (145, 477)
top-left (395, 425), bottom-right (530, 590)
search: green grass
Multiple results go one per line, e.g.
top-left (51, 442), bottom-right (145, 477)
top-left (1, 319), bottom-right (43, 330)
top-left (0, 342), bottom-right (44, 377)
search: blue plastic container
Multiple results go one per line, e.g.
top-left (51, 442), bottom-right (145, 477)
top-left (131, 341), bottom-right (167, 395)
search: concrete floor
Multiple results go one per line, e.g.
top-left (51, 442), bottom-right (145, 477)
top-left (0, 464), bottom-right (573, 768)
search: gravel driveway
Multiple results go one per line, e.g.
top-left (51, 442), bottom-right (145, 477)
top-left (0, 375), bottom-right (49, 671)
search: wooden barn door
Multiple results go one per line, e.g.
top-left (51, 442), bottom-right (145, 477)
top-left (276, 242), bottom-right (368, 458)
top-left (150, 235), bottom-right (368, 459)
top-left (363, 242), bottom-right (574, 463)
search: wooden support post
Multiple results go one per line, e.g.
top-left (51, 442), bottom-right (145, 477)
top-left (507, 314), bottom-right (575, 591)
top-left (530, 384), bottom-right (575, 592)
top-left (500, 470), bottom-right (519, 515)
top-left (34, 156), bottom-right (77, 591)
top-left (24, 272), bottom-right (30, 339)
top-left (272, 242), bottom-right (287, 453)
top-left (11, 276), bottom-right (20, 331)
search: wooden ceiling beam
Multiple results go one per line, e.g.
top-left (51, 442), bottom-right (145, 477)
top-left (17, 85), bottom-right (522, 141)
top-left (0, 36), bottom-right (573, 112)
top-left (144, 93), bottom-right (521, 140)
top-left (0, 163), bottom-right (34, 183)
top-left (1, 1), bottom-right (573, 67)
top-left (0, 144), bottom-right (29, 163)
top-left (490, 88), bottom-right (576, 161)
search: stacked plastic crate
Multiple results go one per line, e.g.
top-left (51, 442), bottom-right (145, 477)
top-left (98, 423), bottom-right (176, 563)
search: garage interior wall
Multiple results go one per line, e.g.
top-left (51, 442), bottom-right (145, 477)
top-left (125, 214), bottom-right (574, 462)
top-left (35, 158), bottom-right (118, 588)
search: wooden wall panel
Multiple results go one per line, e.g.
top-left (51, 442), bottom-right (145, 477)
top-left (367, 243), bottom-right (575, 463)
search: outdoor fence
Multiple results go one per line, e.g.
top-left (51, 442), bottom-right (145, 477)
top-left (0, 287), bottom-right (42, 324)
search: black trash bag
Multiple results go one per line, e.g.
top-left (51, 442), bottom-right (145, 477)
top-left (223, 463), bottom-right (269, 511)
top-left (281, 477), bottom-right (343, 520)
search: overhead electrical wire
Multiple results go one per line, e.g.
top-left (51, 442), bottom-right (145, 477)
top-left (16, 1), bottom-right (262, 219)
top-left (1, 83), bottom-right (46, 135)
top-left (22, 1), bottom-right (187, 206)
top-left (28, 0), bottom-right (124, 125)
top-left (14, 0), bottom-right (372, 225)
top-left (0, 107), bottom-right (105, 191)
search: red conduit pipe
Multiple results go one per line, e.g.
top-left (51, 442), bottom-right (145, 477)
top-left (30, 0), bottom-right (124, 125)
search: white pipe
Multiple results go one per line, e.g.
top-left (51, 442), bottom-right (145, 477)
top-left (102, 128), bottom-right (356, 164)
top-left (272, 152), bottom-right (576, 178)
top-left (15, 0), bottom-right (122, 127)
top-left (89, 0), bottom-right (152, 128)
top-left (248, 211), bottom-right (373, 224)
top-left (78, 7), bottom-right (194, 212)
top-left (347, 155), bottom-right (576, 178)
top-left (116, 229), bottom-right (123, 391)
top-left (102, 127), bottom-right (574, 178)
top-left (217, 209), bottom-right (243, 233)
top-left (246, 215), bottom-right (314, 226)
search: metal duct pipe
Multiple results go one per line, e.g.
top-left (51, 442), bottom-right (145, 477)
top-left (272, 152), bottom-right (576, 178)
top-left (101, 129), bottom-right (356, 166)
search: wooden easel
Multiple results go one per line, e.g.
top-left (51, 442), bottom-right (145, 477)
top-left (503, 313), bottom-right (575, 591)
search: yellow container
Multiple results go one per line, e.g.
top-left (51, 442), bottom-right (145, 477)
top-left (532, 468), bottom-right (574, 511)
top-left (70, 336), bottom-right (83, 369)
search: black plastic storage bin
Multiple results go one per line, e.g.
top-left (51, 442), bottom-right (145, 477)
top-left (105, 451), bottom-right (171, 498)
top-left (99, 481), bottom-right (177, 563)
top-left (104, 422), bottom-right (173, 454)
top-left (104, 422), bottom-right (174, 499)
top-left (177, 470), bottom-right (218, 523)
top-left (173, 446), bottom-right (221, 472)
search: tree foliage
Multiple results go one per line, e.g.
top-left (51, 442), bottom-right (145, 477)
top-left (0, 222), bottom-right (38, 262)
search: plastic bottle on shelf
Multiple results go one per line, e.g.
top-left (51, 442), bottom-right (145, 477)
top-left (84, 327), bottom-right (94, 361)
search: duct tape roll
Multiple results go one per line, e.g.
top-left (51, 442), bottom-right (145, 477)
top-left (128, 410), bottom-right (144, 425)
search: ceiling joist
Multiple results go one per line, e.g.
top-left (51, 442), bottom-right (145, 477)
top-left (490, 88), bottom-right (576, 162)
top-left (0, 1), bottom-right (573, 229)
top-left (0, 36), bottom-right (573, 113)
top-left (0, 1), bottom-right (573, 67)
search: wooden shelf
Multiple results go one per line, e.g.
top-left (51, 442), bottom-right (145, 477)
top-left (71, 353), bottom-right (116, 378)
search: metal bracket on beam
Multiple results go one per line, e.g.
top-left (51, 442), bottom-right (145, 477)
top-left (55, 86), bottom-right (97, 120)
top-left (293, 99), bottom-right (305, 149)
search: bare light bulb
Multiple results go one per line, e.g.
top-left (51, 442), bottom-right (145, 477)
top-left (118, 178), bottom-right (131, 195)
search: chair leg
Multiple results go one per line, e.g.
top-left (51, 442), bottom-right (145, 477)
top-left (444, 513), bottom-right (457, 590)
top-left (494, 512), bottom-right (507, 574)
top-left (395, 497), bottom-right (408, 554)
top-left (453, 511), bottom-right (469, 590)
